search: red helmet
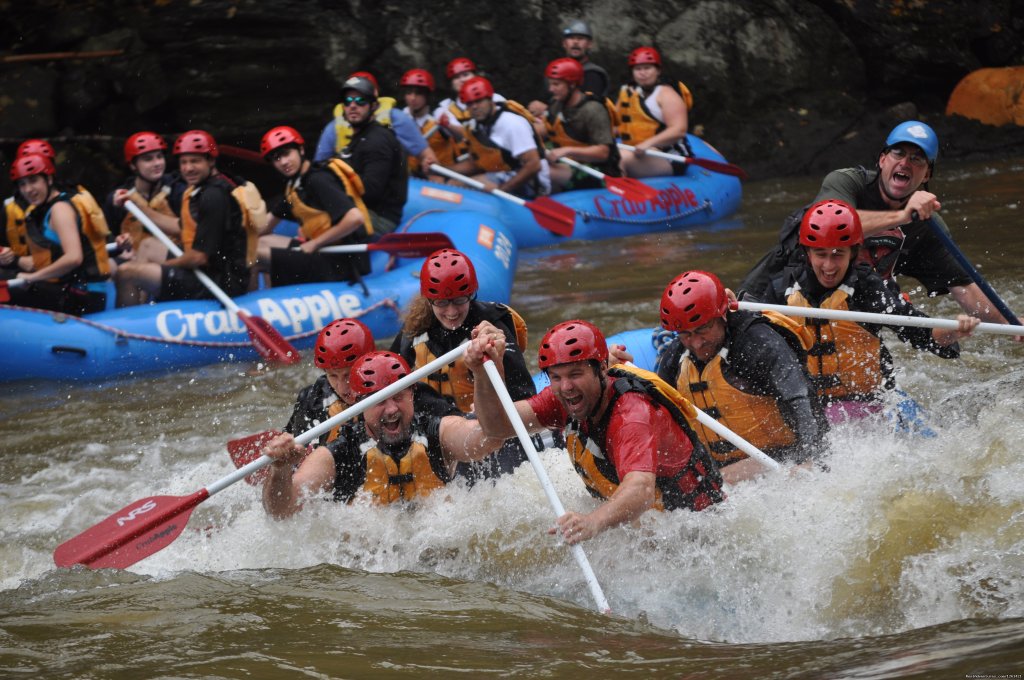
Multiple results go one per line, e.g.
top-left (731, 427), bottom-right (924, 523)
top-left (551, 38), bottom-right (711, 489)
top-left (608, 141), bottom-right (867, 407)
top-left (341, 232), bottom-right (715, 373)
top-left (10, 153), bottom-right (55, 181)
top-left (348, 70), bottom-right (379, 92)
top-left (260, 125), bottom-right (305, 159)
top-left (420, 248), bottom-right (479, 299)
top-left (799, 199), bottom-right (864, 248)
top-left (446, 57), bottom-right (477, 80)
top-left (459, 76), bottom-right (494, 104)
top-left (349, 351), bottom-right (410, 397)
top-left (537, 320), bottom-right (608, 370)
top-left (16, 139), bottom-right (55, 159)
top-left (314, 318), bottom-right (375, 370)
top-left (400, 68), bottom-right (435, 92)
top-left (173, 130), bottom-right (219, 157)
top-left (660, 271), bottom-right (729, 332)
top-left (545, 57), bottom-right (584, 85)
top-left (628, 46), bottom-right (662, 67)
top-left (123, 131), bottom-right (168, 164)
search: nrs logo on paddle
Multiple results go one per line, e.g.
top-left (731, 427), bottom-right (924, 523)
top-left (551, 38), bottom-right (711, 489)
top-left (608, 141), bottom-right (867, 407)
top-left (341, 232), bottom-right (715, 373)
top-left (155, 290), bottom-right (364, 340)
top-left (592, 183), bottom-right (700, 219)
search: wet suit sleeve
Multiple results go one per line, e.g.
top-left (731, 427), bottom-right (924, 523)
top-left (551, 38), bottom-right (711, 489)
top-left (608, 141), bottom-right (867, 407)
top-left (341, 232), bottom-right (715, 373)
top-left (655, 338), bottom-right (685, 387)
top-left (731, 325), bottom-right (823, 463)
top-left (855, 270), bottom-right (960, 358)
top-left (270, 194), bottom-right (294, 221)
top-left (893, 214), bottom-right (972, 294)
top-left (355, 130), bottom-right (399, 206)
top-left (190, 185), bottom-right (232, 256)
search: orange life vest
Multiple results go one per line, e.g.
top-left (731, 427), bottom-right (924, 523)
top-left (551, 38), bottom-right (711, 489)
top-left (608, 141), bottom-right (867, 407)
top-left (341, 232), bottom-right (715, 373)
top-left (119, 185), bottom-right (178, 249)
top-left (463, 101), bottom-right (545, 173)
top-left (786, 284), bottom-right (884, 401)
top-left (3, 197), bottom-right (29, 256)
top-left (362, 437), bottom-right (447, 504)
top-left (285, 159), bottom-right (373, 240)
top-left (613, 81), bottom-right (693, 145)
top-left (180, 174), bottom-right (265, 267)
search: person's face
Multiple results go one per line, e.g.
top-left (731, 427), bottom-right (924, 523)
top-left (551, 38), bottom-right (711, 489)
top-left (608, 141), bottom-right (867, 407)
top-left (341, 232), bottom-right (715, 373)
top-left (562, 34), bottom-right (591, 59)
top-left (466, 97), bottom-right (493, 122)
top-left (132, 150), bottom-right (166, 183)
top-left (342, 91), bottom-right (374, 125)
top-left (269, 146), bottom-right (303, 179)
top-left (429, 295), bottom-right (472, 330)
top-left (548, 78), bottom-right (571, 102)
top-left (363, 388), bottom-right (414, 445)
top-left (403, 87), bottom-right (429, 113)
top-left (807, 247), bottom-right (854, 289)
top-left (325, 366), bottom-right (355, 405)
top-left (178, 153), bottom-right (214, 186)
top-left (451, 71), bottom-right (475, 94)
top-left (877, 143), bottom-right (931, 203)
top-left (547, 361), bottom-right (605, 420)
top-left (678, 317), bottom-right (727, 363)
top-left (631, 64), bottom-right (660, 88)
top-left (16, 174), bottom-right (51, 206)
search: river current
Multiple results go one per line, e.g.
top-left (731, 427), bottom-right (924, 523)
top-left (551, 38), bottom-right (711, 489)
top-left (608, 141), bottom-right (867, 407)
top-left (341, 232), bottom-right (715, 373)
top-left (1, 157), bottom-right (1022, 679)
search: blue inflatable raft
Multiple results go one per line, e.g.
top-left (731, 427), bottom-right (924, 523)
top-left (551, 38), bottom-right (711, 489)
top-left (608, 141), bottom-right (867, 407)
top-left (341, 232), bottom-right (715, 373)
top-left (0, 211), bottom-right (517, 384)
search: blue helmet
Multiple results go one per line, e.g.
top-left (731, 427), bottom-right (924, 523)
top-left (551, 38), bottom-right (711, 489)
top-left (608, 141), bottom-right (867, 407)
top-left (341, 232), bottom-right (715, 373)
top-left (885, 121), bottom-right (938, 162)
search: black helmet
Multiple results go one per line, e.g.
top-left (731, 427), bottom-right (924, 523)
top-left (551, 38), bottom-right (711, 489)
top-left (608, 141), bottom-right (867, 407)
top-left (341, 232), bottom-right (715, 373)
top-left (341, 76), bottom-right (376, 100)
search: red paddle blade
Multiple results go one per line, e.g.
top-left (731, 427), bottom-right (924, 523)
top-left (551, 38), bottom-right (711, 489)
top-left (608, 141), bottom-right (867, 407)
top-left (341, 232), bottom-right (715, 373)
top-left (227, 429), bottom-right (281, 486)
top-left (53, 492), bottom-right (208, 569)
top-left (0, 280), bottom-right (10, 303)
top-left (604, 176), bottom-right (659, 202)
top-left (241, 313), bottom-right (301, 365)
top-left (371, 232), bottom-right (454, 257)
top-left (526, 196), bottom-right (575, 236)
top-left (688, 156), bottom-right (748, 180)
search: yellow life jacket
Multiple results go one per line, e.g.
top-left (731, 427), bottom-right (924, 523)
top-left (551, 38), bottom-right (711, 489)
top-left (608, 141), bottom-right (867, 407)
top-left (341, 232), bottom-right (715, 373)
top-left (181, 175), bottom-right (266, 267)
top-left (412, 306), bottom-right (529, 412)
top-left (675, 350), bottom-right (796, 464)
top-left (787, 284), bottom-right (883, 401)
top-left (463, 100), bottom-right (545, 173)
top-left (612, 82), bottom-right (693, 144)
top-left (333, 96), bottom-right (396, 154)
top-left (3, 197), bottom-right (29, 257)
top-left (362, 436), bottom-right (447, 504)
top-left (26, 192), bottom-right (110, 281)
top-left (564, 364), bottom-right (723, 512)
top-left (286, 158), bottom-right (373, 240)
top-left (325, 398), bottom-right (345, 444)
top-left (119, 185), bottom-right (178, 249)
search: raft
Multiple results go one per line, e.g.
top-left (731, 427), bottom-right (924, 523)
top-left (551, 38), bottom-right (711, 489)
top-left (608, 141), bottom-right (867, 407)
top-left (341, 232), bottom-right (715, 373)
top-left (0, 210), bottom-right (518, 384)
top-left (405, 135), bottom-right (742, 249)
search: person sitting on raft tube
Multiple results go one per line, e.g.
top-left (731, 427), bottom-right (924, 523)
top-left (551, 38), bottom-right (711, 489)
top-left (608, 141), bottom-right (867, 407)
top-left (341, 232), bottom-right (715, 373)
top-left (465, 319), bottom-right (725, 545)
top-left (104, 131), bottom-right (187, 306)
top-left (535, 57), bottom-right (621, 193)
top-left (390, 248), bottom-right (536, 483)
top-left (750, 199), bottom-right (979, 417)
top-left (656, 270), bottom-right (825, 485)
top-left (614, 47), bottom-right (693, 179)
top-left (285, 317), bottom-right (461, 449)
top-left (5, 153), bottom-right (112, 315)
top-left (253, 125), bottom-right (373, 287)
top-left (431, 57), bottom-right (508, 148)
top-left (398, 68), bottom-right (464, 179)
top-left (3, 140), bottom-right (59, 281)
top-left (115, 130), bottom-right (263, 303)
top-left (447, 76), bottom-right (550, 199)
top-left (261, 350), bottom-right (509, 518)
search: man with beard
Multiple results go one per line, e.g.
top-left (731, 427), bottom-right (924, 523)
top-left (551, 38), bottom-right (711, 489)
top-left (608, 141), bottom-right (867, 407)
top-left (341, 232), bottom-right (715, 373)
top-left (465, 320), bottom-right (725, 545)
top-left (261, 350), bottom-right (507, 517)
top-left (253, 125), bottom-right (372, 285)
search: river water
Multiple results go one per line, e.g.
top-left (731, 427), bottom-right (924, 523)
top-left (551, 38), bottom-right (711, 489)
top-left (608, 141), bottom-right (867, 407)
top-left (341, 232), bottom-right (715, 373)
top-left (1, 158), bottom-right (1022, 679)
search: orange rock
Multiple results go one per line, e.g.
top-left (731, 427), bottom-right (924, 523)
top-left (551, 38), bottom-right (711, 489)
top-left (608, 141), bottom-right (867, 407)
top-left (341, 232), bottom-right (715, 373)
top-left (946, 66), bottom-right (1024, 127)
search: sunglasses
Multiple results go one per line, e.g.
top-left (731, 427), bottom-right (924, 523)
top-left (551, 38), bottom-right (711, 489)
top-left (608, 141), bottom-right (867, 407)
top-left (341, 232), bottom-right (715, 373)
top-left (429, 295), bottom-right (473, 308)
top-left (343, 95), bottom-right (370, 106)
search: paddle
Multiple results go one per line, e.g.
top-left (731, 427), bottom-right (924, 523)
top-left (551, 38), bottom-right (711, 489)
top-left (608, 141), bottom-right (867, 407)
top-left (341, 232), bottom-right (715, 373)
top-left (734, 300), bottom-right (1024, 337)
top-left (312, 232), bottom-right (453, 257)
top-left (480, 359), bottom-right (611, 614)
top-left (556, 156), bottom-right (659, 202)
top-left (429, 165), bottom-right (575, 237)
top-left (919, 215), bottom-right (1022, 326)
top-left (617, 143), bottom-right (749, 180)
top-left (124, 202), bottom-right (300, 365)
top-left (0, 277), bottom-right (27, 303)
top-left (53, 342), bottom-right (471, 570)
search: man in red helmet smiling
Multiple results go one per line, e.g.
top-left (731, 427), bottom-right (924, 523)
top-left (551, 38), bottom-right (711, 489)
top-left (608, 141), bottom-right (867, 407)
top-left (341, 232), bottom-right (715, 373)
top-left (466, 319), bottom-right (724, 545)
top-left (261, 350), bottom-right (507, 518)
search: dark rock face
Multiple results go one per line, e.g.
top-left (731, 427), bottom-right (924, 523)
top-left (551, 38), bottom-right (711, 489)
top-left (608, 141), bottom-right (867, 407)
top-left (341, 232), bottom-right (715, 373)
top-left (2, 0), bottom-right (1024, 196)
